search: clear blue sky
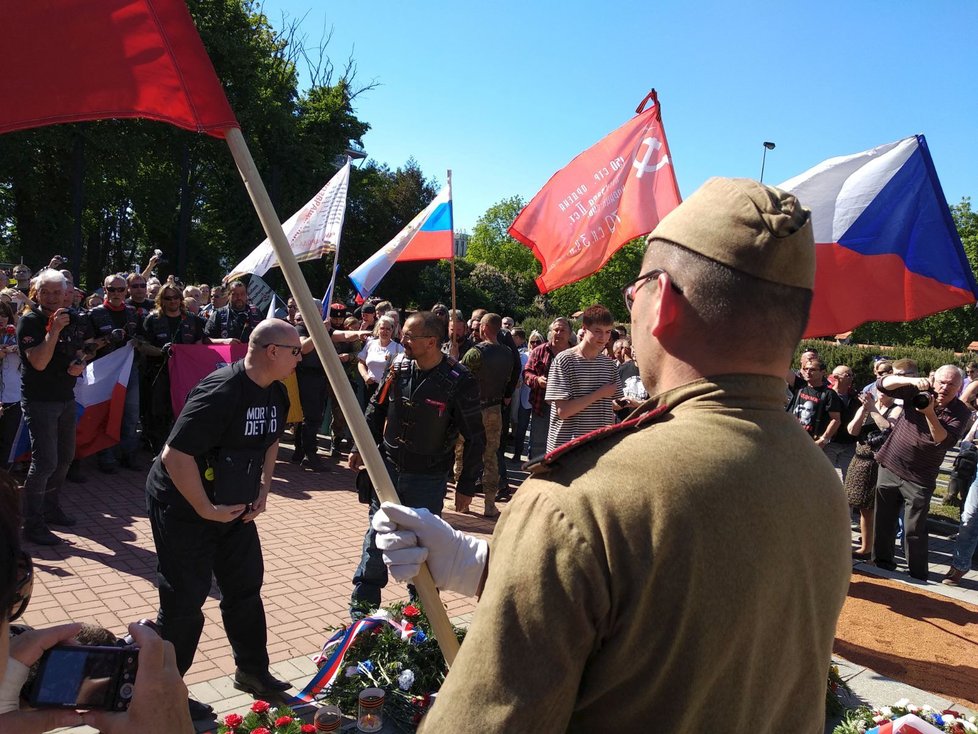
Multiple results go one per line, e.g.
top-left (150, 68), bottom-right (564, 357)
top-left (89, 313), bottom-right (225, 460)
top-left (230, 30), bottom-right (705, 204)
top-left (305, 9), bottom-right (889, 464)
top-left (260, 0), bottom-right (977, 233)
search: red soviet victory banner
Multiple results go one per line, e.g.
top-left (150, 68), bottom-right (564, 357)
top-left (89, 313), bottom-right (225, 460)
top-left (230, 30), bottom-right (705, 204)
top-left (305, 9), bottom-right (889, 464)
top-left (510, 91), bottom-right (681, 293)
top-left (0, 0), bottom-right (238, 138)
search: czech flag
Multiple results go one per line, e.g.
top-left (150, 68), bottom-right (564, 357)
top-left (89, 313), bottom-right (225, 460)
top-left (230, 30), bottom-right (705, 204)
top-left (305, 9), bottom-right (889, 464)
top-left (778, 135), bottom-right (978, 338)
top-left (75, 345), bottom-right (136, 458)
top-left (349, 185), bottom-right (453, 298)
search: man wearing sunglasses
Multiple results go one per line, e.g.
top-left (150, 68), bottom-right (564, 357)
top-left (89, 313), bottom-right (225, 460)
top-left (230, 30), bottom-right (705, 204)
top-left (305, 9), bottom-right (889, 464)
top-left (145, 319), bottom-right (301, 716)
top-left (372, 179), bottom-right (851, 731)
top-left (88, 274), bottom-right (143, 473)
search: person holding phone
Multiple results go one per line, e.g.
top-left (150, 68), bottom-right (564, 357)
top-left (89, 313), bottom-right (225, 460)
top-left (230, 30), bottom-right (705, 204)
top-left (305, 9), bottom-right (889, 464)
top-left (0, 471), bottom-right (193, 732)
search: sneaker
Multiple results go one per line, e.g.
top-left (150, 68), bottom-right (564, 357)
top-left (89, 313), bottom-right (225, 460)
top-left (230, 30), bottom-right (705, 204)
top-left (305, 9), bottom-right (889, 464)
top-left (188, 698), bottom-right (214, 720)
top-left (24, 526), bottom-right (62, 546)
top-left (44, 510), bottom-right (77, 527)
top-left (233, 669), bottom-right (291, 698)
top-left (496, 488), bottom-right (514, 503)
top-left (942, 566), bottom-right (967, 586)
top-left (301, 457), bottom-right (330, 472)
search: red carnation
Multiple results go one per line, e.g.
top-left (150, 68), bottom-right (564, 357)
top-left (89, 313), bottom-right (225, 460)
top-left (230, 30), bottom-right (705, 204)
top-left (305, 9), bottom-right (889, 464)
top-left (223, 712), bottom-right (244, 727)
top-left (252, 729), bottom-right (271, 734)
top-left (274, 716), bottom-right (293, 727)
top-left (251, 700), bottom-right (271, 714)
top-left (403, 605), bottom-right (420, 618)
top-left (404, 622), bottom-right (414, 632)
top-left (301, 726), bottom-right (317, 733)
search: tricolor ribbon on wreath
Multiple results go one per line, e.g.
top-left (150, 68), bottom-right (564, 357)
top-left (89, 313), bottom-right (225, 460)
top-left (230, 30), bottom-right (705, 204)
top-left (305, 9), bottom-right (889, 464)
top-left (293, 611), bottom-right (427, 704)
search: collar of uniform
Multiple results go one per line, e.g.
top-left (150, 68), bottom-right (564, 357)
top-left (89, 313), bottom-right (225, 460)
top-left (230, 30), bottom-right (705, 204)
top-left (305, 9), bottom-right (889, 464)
top-left (638, 373), bottom-right (792, 417)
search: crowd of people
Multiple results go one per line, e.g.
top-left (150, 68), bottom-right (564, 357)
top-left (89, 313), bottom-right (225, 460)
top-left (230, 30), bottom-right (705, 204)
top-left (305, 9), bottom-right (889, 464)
top-left (0, 177), bottom-right (975, 730)
top-left (787, 349), bottom-right (978, 584)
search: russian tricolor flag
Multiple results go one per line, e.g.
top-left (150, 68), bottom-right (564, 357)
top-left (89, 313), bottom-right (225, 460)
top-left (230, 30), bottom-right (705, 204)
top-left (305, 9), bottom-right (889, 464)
top-left (74, 344), bottom-right (135, 458)
top-left (349, 184), bottom-right (453, 298)
top-left (779, 135), bottom-right (978, 338)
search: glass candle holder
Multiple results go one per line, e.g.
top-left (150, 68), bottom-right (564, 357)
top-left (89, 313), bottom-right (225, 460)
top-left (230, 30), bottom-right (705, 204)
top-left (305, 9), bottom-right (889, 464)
top-left (314, 704), bottom-right (344, 732)
top-left (357, 687), bottom-right (385, 732)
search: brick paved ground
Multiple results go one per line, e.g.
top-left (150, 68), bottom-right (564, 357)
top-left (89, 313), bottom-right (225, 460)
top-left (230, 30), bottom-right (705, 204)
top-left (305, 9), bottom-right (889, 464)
top-left (20, 437), bottom-right (510, 730)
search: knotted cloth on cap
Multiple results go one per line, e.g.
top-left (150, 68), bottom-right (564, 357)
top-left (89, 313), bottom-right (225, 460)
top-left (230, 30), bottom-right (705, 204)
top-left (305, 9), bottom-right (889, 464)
top-left (647, 177), bottom-right (814, 290)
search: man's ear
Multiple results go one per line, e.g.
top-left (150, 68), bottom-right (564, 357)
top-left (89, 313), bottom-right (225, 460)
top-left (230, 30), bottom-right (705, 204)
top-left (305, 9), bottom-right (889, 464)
top-left (650, 273), bottom-right (681, 339)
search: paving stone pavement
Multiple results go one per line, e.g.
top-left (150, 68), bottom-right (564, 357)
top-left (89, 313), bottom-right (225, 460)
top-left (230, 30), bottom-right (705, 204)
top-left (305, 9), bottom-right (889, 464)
top-left (18, 441), bottom-right (978, 732)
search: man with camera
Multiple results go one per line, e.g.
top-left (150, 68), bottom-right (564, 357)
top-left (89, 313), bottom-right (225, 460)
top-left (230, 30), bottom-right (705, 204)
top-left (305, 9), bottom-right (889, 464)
top-left (17, 269), bottom-right (90, 546)
top-left (873, 365), bottom-right (969, 580)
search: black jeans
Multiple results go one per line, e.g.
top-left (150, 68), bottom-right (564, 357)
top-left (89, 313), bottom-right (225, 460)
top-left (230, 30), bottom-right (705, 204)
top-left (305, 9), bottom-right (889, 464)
top-left (296, 370), bottom-right (327, 459)
top-left (22, 398), bottom-right (76, 532)
top-left (148, 495), bottom-right (269, 676)
top-left (872, 465), bottom-right (933, 580)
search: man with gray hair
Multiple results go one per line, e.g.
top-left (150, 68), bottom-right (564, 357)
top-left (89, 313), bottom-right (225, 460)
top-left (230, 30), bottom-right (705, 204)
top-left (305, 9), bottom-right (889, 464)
top-left (522, 316), bottom-right (571, 458)
top-left (873, 364), bottom-right (969, 580)
top-left (372, 178), bottom-right (851, 731)
top-left (17, 269), bottom-right (91, 544)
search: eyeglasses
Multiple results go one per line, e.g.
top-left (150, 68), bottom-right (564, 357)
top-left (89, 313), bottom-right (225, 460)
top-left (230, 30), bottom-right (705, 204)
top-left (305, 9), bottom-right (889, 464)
top-left (621, 269), bottom-right (683, 313)
top-left (401, 333), bottom-right (437, 342)
top-left (8, 551), bottom-right (33, 622)
top-left (262, 343), bottom-right (302, 356)
top-left (105, 287), bottom-right (126, 293)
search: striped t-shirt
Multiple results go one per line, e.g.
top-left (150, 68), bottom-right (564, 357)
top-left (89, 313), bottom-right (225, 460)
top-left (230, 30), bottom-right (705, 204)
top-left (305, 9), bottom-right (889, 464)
top-left (544, 348), bottom-right (623, 453)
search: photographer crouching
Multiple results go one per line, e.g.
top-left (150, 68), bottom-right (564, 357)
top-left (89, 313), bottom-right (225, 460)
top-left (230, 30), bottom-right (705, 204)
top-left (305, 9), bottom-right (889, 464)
top-left (873, 365), bottom-right (970, 580)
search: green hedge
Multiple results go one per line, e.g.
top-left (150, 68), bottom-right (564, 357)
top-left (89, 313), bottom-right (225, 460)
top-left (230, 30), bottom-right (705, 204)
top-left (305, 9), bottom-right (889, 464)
top-left (795, 339), bottom-right (965, 387)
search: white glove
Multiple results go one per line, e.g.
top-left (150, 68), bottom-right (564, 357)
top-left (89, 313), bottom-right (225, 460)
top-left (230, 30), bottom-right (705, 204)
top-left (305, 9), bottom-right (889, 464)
top-left (372, 502), bottom-right (488, 597)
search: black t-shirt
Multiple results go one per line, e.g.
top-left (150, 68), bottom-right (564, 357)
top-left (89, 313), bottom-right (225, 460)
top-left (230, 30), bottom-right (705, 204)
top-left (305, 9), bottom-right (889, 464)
top-left (145, 360), bottom-right (289, 508)
top-left (295, 323), bottom-right (324, 375)
top-left (89, 305), bottom-right (138, 358)
top-left (788, 382), bottom-right (843, 439)
top-left (17, 309), bottom-right (85, 402)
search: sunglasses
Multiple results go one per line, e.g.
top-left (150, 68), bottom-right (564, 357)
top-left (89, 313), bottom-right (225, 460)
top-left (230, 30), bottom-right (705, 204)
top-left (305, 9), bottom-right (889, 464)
top-left (105, 287), bottom-right (126, 293)
top-left (621, 269), bottom-right (684, 313)
top-left (263, 343), bottom-right (302, 356)
top-left (8, 551), bottom-right (33, 622)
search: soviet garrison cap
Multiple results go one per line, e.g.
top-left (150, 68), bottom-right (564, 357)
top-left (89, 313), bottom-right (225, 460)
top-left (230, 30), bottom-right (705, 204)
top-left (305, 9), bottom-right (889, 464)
top-left (647, 177), bottom-right (814, 290)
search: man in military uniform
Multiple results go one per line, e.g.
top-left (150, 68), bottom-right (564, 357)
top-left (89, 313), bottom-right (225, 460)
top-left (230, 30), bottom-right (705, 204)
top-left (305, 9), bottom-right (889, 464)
top-left (89, 274), bottom-right (143, 473)
top-left (371, 179), bottom-right (852, 731)
top-left (203, 280), bottom-right (262, 344)
top-left (348, 311), bottom-right (484, 613)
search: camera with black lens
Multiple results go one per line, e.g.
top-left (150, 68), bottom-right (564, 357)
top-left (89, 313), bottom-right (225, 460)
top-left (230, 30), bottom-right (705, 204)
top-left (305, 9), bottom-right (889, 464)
top-left (865, 429), bottom-right (891, 452)
top-left (108, 328), bottom-right (127, 346)
top-left (911, 391), bottom-right (934, 410)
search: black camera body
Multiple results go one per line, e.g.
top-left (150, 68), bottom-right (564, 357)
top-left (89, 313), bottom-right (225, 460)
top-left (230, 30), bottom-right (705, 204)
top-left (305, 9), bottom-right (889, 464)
top-left (27, 644), bottom-right (138, 711)
top-left (911, 391), bottom-right (934, 410)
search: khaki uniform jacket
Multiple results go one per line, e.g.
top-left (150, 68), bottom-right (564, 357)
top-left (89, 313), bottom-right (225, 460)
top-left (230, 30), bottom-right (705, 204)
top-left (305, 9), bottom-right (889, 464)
top-left (420, 375), bottom-right (851, 733)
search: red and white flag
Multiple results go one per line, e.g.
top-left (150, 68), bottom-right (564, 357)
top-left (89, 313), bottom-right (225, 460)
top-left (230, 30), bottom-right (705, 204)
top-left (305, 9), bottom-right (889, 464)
top-left (510, 91), bottom-right (681, 293)
top-left (0, 0), bottom-right (237, 137)
top-left (75, 345), bottom-right (136, 458)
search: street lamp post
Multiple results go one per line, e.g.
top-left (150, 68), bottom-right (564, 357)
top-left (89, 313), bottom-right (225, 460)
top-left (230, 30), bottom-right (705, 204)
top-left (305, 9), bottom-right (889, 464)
top-left (760, 141), bottom-right (776, 183)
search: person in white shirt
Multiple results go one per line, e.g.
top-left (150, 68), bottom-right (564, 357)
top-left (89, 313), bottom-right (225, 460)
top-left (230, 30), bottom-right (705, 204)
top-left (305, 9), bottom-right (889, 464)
top-left (357, 315), bottom-right (405, 404)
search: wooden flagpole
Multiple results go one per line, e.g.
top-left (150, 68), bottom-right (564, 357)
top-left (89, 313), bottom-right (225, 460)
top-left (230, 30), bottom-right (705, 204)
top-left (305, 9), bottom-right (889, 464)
top-left (447, 170), bottom-right (458, 333)
top-left (224, 128), bottom-right (460, 665)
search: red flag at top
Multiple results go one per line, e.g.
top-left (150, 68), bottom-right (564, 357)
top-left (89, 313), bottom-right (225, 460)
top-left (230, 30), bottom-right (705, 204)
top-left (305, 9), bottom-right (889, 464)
top-left (0, 0), bottom-right (237, 138)
top-left (510, 91), bottom-right (681, 293)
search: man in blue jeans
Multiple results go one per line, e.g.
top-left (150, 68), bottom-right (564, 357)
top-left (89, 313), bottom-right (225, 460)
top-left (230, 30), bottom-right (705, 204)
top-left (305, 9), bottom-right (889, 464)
top-left (944, 474), bottom-right (978, 586)
top-left (17, 269), bottom-right (90, 545)
top-left (348, 311), bottom-right (484, 615)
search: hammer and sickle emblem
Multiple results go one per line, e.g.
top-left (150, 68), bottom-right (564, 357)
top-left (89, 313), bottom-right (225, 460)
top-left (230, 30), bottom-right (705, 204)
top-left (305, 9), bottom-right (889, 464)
top-left (633, 137), bottom-right (670, 178)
